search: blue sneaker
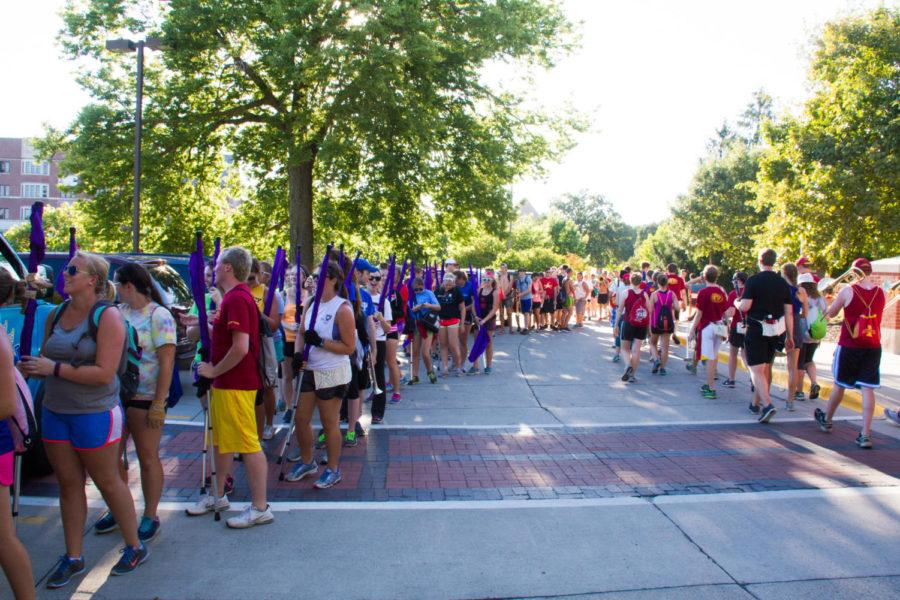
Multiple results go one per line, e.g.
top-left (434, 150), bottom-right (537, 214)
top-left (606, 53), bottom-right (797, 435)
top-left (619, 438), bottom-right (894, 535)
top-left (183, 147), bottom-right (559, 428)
top-left (46, 555), bottom-right (85, 589)
top-left (137, 516), bottom-right (160, 542)
top-left (94, 510), bottom-right (118, 534)
top-left (484, 367), bottom-right (492, 375)
top-left (110, 543), bottom-right (149, 576)
top-left (314, 468), bottom-right (343, 489)
top-left (285, 461), bottom-right (318, 482)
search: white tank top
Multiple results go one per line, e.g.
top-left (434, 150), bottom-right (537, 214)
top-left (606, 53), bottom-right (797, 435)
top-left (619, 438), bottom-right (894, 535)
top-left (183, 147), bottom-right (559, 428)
top-left (304, 294), bottom-right (353, 371)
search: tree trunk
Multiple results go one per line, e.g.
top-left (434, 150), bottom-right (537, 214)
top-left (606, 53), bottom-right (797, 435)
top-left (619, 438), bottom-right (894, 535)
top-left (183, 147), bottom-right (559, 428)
top-left (288, 158), bottom-right (315, 269)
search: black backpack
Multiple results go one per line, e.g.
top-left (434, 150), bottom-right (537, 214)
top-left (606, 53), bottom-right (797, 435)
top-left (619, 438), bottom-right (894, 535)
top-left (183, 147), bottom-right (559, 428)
top-left (654, 290), bottom-right (675, 333)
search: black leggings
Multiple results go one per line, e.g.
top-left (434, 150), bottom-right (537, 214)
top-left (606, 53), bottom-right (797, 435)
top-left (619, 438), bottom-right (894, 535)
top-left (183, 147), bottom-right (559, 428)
top-left (371, 340), bottom-right (388, 420)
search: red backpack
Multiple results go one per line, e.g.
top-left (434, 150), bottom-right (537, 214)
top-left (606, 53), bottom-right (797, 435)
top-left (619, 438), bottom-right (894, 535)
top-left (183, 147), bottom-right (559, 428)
top-left (626, 289), bottom-right (650, 328)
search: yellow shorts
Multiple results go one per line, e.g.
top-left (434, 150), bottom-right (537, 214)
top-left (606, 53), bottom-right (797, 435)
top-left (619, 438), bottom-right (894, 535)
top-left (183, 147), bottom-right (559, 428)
top-left (210, 388), bottom-right (261, 454)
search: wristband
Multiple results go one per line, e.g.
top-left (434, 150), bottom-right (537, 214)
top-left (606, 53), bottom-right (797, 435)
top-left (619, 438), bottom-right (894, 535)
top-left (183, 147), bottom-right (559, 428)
top-left (54, 362), bottom-right (62, 378)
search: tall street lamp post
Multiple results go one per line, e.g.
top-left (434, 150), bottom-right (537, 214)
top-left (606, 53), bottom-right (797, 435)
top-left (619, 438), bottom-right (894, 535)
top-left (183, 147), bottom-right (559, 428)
top-left (105, 37), bottom-right (164, 254)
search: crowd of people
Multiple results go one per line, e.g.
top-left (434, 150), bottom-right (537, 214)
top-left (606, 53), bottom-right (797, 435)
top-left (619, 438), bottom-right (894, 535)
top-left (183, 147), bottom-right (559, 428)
top-left (0, 243), bottom-right (894, 593)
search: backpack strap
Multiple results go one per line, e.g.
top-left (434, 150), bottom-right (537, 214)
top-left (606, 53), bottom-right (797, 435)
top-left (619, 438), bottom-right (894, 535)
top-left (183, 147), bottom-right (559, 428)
top-left (49, 300), bottom-right (71, 332)
top-left (86, 300), bottom-right (116, 343)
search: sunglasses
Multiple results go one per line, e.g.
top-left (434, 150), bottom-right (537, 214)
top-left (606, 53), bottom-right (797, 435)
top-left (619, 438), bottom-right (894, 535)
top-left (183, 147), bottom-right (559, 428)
top-left (414, 287), bottom-right (424, 292)
top-left (65, 265), bottom-right (82, 276)
top-left (370, 276), bottom-right (381, 282)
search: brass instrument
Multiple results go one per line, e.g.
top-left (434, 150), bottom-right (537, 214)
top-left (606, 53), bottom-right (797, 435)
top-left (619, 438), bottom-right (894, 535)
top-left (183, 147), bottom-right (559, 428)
top-left (885, 280), bottom-right (900, 311)
top-left (816, 266), bottom-right (866, 295)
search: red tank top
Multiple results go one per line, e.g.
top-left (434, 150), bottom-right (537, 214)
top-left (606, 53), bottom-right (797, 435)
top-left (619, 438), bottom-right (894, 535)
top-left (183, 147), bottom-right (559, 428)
top-left (838, 285), bottom-right (885, 348)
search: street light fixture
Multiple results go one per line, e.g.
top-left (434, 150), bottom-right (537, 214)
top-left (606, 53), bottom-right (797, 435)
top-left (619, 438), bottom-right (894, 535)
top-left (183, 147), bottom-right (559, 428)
top-left (105, 36), bottom-right (165, 253)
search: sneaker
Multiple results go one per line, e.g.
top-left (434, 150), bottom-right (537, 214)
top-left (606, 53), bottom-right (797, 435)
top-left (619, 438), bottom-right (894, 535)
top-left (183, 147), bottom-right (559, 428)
top-left (621, 366), bottom-right (633, 382)
top-left (786, 399), bottom-right (796, 412)
top-left (110, 543), bottom-right (149, 576)
top-left (428, 371), bottom-right (438, 384)
top-left (185, 493), bottom-right (230, 516)
top-left (484, 367), bottom-right (492, 375)
top-left (723, 378), bottom-right (736, 388)
top-left (262, 425), bottom-right (275, 441)
top-left (612, 354), bottom-right (621, 363)
top-left (385, 383), bottom-right (393, 392)
top-left (318, 450), bottom-right (329, 465)
top-left (390, 393), bottom-right (401, 404)
top-left (701, 385), bottom-right (717, 400)
top-left (885, 408), bottom-right (900, 426)
top-left (282, 408), bottom-right (294, 423)
top-left (137, 516), bottom-right (160, 542)
top-left (561, 326), bottom-right (572, 332)
top-left (315, 430), bottom-right (326, 449)
top-left (314, 467), bottom-right (343, 489)
top-left (628, 374), bottom-right (636, 384)
top-left (372, 416), bottom-right (383, 424)
top-left (94, 510), bottom-right (118, 534)
top-left (809, 383), bottom-right (821, 400)
top-left (658, 367), bottom-right (667, 376)
top-left (226, 504), bottom-right (274, 529)
top-left (685, 363), bottom-right (697, 374)
top-left (672, 334), bottom-right (681, 346)
top-left (287, 447), bottom-right (303, 462)
top-left (651, 359), bottom-right (660, 374)
top-left (407, 376), bottom-right (421, 385)
top-left (758, 404), bottom-right (777, 424)
top-left (794, 391), bottom-right (806, 402)
top-left (855, 433), bottom-right (873, 449)
top-left (520, 329), bottom-right (528, 335)
top-left (466, 367), bottom-right (480, 375)
top-left (748, 403), bottom-right (760, 415)
top-left (343, 431), bottom-right (358, 447)
top-left (814, 408), bottom-right (832, 432)
top-left (355, 422), bottom-right (365, 437)
top-left (400, 375), bottom-right (411, 385)
top-left (276, 399), bottom-right (286, 413)
top-left (46, 555), bottom-right (86, 589)
top-left (285, 461), bottom-right (318, 482)
top-left (456, 368), bottom-right (465, 377)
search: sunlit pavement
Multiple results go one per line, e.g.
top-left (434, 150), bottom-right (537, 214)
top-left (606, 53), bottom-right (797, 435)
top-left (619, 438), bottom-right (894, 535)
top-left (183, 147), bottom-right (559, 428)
top-left (11, 319), bottom-right (900, 599)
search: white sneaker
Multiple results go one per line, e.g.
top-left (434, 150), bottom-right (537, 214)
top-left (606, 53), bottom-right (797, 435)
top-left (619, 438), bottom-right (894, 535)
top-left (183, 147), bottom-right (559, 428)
top-left (287, 447), bottom-right (303, 463)
top-left (262, 425), bottom-right (275, 441)
top-left (226, 504), bottom-right (274, 529)
top-left (185, 493), bottom-right (230, 516)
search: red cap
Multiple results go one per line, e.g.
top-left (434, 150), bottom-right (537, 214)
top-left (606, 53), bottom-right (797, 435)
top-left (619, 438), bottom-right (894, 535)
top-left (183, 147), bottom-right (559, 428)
top-left (796, 256), bottom-right (810, 267)
top-left (851, 258), bottom-right (872, 275)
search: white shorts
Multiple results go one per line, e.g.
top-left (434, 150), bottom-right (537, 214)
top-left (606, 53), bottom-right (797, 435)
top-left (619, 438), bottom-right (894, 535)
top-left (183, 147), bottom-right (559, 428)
top-left (700, 324), bottom-right (722, 361)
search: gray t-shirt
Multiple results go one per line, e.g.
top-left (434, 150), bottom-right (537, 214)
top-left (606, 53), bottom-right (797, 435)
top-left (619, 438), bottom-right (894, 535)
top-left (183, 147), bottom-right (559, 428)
top-left (43, 311), bottom-right (120, 414)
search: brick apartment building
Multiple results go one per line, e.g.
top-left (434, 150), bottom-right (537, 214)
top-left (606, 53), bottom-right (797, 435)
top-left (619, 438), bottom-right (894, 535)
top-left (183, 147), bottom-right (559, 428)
top-left (0, 137), bottom-right (77, 233)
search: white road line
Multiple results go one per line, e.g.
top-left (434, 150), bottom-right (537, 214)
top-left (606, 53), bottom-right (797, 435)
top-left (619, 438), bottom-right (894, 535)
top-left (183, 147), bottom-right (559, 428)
top-left (17, 486), bottom-right (900, 512)
top-left (163, 416), bottom-right (863, 429)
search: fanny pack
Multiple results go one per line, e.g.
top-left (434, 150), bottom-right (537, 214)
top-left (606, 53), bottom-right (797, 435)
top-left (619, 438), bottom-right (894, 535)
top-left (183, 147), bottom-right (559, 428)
top-left (735, 322), bottom-right (747, 335)
top-left (711, 321), bottom-right (728, 339)
top-left (313, 363), bottom-right (352, 390)
top-left (754, 315), bottom-right (785, 338)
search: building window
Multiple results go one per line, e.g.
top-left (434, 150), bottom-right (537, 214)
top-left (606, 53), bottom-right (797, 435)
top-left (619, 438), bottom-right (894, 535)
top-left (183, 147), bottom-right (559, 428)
top-left (0, 161), bottom-right (10, 174)
top-left (0, 185), bottom-right (9, 197)
top-left (20, 206), bottom-right (31, 220)
top-left (0, 208), bottom-right (8, 220)
top-left (22, 160), bottom-right (50, 176)
top-left (21, 183), bottom-right (49, 198)
top-left (60, 189), bottom-right (77, 199)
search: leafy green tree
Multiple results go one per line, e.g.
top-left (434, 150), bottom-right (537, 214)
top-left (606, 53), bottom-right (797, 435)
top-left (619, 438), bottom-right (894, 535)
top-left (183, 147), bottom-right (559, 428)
top-left (5, 203), bottom-right (94, 252)
top-left (631, 220), bottom-right (698, 274)
top-left (58, 0), bottom-right (580, 262)
top-left (550, 191), bottom-right (634, 265)
top-left (546, 212), bottom-right (587, 256)
top-left (755, 8), bottom-right (900, 273)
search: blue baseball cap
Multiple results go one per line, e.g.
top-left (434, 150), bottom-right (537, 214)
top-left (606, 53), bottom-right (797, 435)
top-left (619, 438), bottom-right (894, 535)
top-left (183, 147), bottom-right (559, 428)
top-left (353, 257), bottom-right (380, 273)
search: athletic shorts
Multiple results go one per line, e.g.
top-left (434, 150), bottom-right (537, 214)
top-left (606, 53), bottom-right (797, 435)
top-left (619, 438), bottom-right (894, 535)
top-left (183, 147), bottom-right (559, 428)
top-left (598, 294), bottom-right (609, 304)
top-left (744, 323), bottom-right (782, 367)
top-left (651, 326), bottom-right (673, 335)
top-left (283, 340), bottom-right (295, 358)
top-left (42, 405), bottom-right (123, 451)
top-left (566, 297), bottom-right (575, 308)
top-left (440, 318), bottom-right (460, 328)
top-left (300, 369), bottom-right (349, 400)
top-left (541, 299), bottom-right (554, 314)
top-left (416, 323), bottom-right (434, 339)
top-left (728, 331), bottom-right (745, 348)
top-left (556, 297), bottom-right (565, 311)
top-left (700, 324), bottom-right (722, 361)
top-left (0, 451), bottom-right (13, 487)
top-left (387, 331), bottom-right (399, 340)
top-left (519, 298), bottom-right (532, 313)
top-left (209, 388), bottom-right (261, 454)
top-left (833, 346), bottom-right (881, 389)
top-left (124, 398), bottom-right (168, 412)
top-left (622, 322), bottom-right (648, 342)
top-left (502, 297), bottom-right (513, 309)
top-left (798, 342), bottom-right (818, 367)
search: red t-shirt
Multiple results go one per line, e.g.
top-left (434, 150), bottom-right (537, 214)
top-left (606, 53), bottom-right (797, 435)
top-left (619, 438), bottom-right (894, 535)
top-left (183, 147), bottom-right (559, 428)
top-left (540, 277), bottom-right (558, 297)
top-left (696, 286), bottom-right (729, 331)
top-left (726, 290), bottom-right (745, 331)
top-left (211, 283), bottom-right (261, 391)
top-left (667, 274), bottom-right (686, 299)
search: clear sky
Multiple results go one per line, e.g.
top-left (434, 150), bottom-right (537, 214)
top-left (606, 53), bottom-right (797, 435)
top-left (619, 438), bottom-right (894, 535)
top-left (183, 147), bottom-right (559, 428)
top-left (0, 0), bottom-right (892, 224)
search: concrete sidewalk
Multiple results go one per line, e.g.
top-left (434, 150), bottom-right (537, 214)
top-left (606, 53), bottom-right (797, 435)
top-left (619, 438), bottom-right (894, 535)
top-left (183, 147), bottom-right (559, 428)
top-left (7, 487), bottom-right (898, 599)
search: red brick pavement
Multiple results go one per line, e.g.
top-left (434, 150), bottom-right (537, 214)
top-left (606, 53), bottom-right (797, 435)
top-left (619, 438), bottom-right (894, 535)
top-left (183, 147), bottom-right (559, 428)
top-left (22, 420), bottom-right (900, 503)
